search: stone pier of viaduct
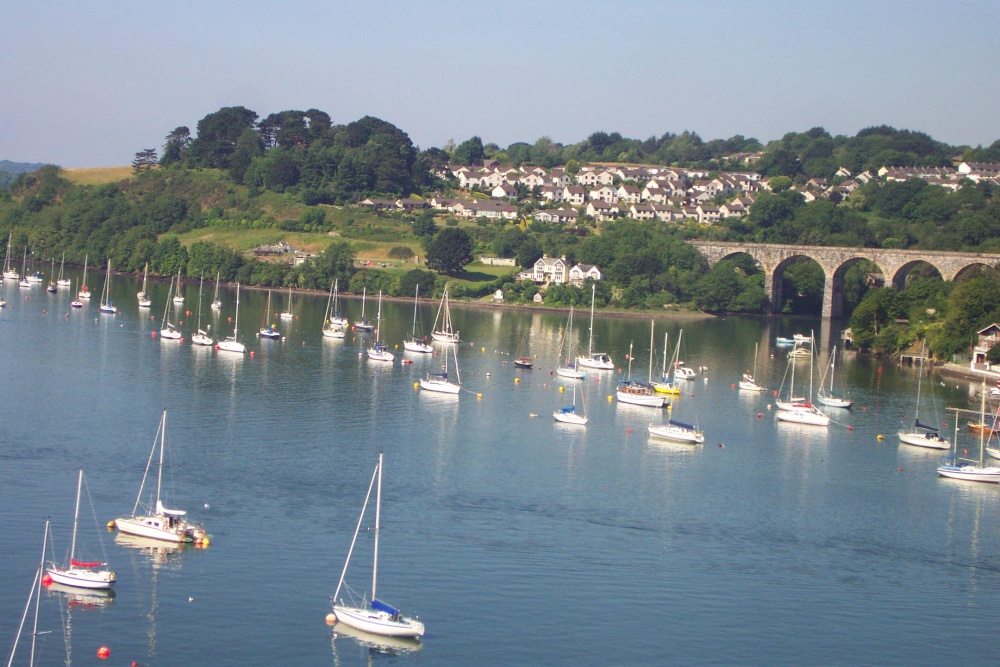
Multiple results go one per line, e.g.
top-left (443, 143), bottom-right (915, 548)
top-left (689, 241), bottom-right (1000, 318)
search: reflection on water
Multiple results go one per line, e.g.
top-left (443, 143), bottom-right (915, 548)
top-left (331, 621), bottom-right (422, 664)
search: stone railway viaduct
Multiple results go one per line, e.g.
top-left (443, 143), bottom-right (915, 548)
top-left (689, 241), bottom-right (1000, 318)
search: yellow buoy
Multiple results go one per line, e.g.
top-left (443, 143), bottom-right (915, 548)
top-left (877, 434), bottom-right (884, 440)
top-left (413, 382), bottom-right (419, 388)
top-left (106, 520), bottom-right (115, 530)
top-left (607, 395), bottom-right (613, 402)
top-left (514, 378), bottom-right (520, 383)
top-left (559, 386), bottom-right (564, 392)
top-left (201, 536), bottom-right (210, 547)
top-left (477, 393), bottom-right (482, 399)
top-left (481, 347), bottom-right (485, 352)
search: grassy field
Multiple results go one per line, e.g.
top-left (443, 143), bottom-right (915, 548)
top-left (59, 166), bottom-right (134, 185)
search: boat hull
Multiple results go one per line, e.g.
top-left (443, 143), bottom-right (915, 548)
top-left (46, 566), bottom-right (116, 590)
top-left (576, 354), bottom-right (614, 370)
top-left (115, 516), bottom-right (203, 543)
top-left (898, 430), bottom-right (950, 450)
top-left (556, 367), bottom-right (586, 380)
top-left (616, 390), bottom-right (666, 408)
top-left (322, 327), bottom-right (346, 339)
top-left (419, 378), bottom-right (460, 394)
top-left (217, 339), bottom-right (246, 354)
top-left (652, 381), bottom-right (681, 395)
top-left (817, 396), bottom-right (852, 408)
top-left (739, 380), bottom-right (766, 392)
top-left (647, 423), bottom-right (704, 444)
top-left (368, 349), bottom-right (395, 362)
top-left (776, 408), bottom-right (830, 426)
top-left (191, 334), bottom-right (214, 346)
top-left (432, 331), bottom-right (459, 343)
top-left (160, 328), bottom-right (182, 340)
top-left (404, 340), bottom-right (433, 353)
top-left (553, 410), bottom-right (587, 425)
top-left (333, 605), bottom-right (425, 638)
top-left (937, 464), bottom-right (1000, 483)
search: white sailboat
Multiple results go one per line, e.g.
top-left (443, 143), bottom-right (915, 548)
top-left (576, 283), bottom-right (614, 370)
top-left (328, 279), bottom-right (349, 327)
top-left (78, 254), bottom-right (91, 299)
top-left (616, 331), bottom-right (666, 408)
top-left (431, 288), bottom-right (460, 343)
top-left (57, 252), bottom-right (71, 287)
top-left (403, 285), bottom-right (433, 353)
top-left (159, 277), bottom-right (182, 340)
top-left (70, 278), bottom-right (83, 309)
top-left (556, 306), bottom-right (586, 380)
top-left (672, 328), bottom-right (697, 380)
top-left (553, 384), bottom-right (588, 425)
top-left (137, 262), bottom-right (152, 307)
top-left (938, 392), bottom-right (1000, 483)
top-left (217, 283), bottom-right (247, 353)
top-left (419, 342), bottom-right (460, 394)
top-left (355, 287), bottom-right (374, 332)
top-left (211, 271), bottom-right (222, 310)
top-left (18, 247), bottom-right (31, 288)
top-left (2, 232), bottom-right (17, 280)
top-left (98, 259), bottom-right (116, 313)
top-left (259, 290), bottom-right (281, 339)
top-left (739, 342), bottom-right (766, 392)
top-left (279, 284), bottom-right (294, 320)
top-left (367, 291), bottom-right (394, 362)
top-left (191, 275), bottom-right (214, 346)
top-left (46, 468), bottom-right (116, 589)
top-left (331, 453), bottom-right (425, 639)
top-left (322, 281), bottom-right (346, 339)
top-left (114, 411), bottom-right (207, 543)
top-left (776, 332), bottom-right (830, 427)
top-left (46, 258), bottom-right (56, 292)
top-left (816, 345), bottom-right (852, 408)
top-left (898, 341), bottom-right (949, 449)
top-left (172, 268), bottom-right (185, 304)
top-left (651, 330), bottom-right (681, 395)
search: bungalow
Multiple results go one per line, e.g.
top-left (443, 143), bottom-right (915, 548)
top-left (550, 207), bottom-right (580, 224)
top-left (719, 201), bottom-right (747, 218)
top-left (569, 263), bottom-right (602, 285)
top-left (491, 184), bottom-right (518, 199)
top-left (628, 202), bottom-right (656, 221)
top-left (470, 201), bottom-right (519, 220)
top-left (586, 200), bottom-right (618, 221)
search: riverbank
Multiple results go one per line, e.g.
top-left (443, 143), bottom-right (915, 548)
top-left (938, 362), bottom-right (1000, 384)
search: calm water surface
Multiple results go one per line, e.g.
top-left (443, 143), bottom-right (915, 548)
top-left (1, 272), bottom-right (998, 666)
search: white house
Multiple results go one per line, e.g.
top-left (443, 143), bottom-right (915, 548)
top-left (590, 185), bottom-right (617, 203)
top-left (491, 184), bottom-right (517, 199)
top-left (586, 200), bottom-right (618, 221)
top-left (532, 255), bottom-right (569, 285)
top-left (563, 185), bottom-right (587, 206)
top-left (569, 263), bottom-right (602, 285)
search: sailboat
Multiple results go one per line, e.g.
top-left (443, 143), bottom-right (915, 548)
top-left (70, 278), bottom-right (83, 308)
top-left (57, 252), bottom-right (71, 287)
top-left (172, 268), bottom-right (185, 304)
top-left (553, 383), bottom-right (588, 425)
top-left (46, 258), bottom-right (57, 292)
top-left (10, 520), bottom-right (51, 667)
top-left (616, 328), bottom-right (666, 408)
top-left (672, 328), bottom-right (697, 380)
top-left (159, 277), bottom-right (182, 340)
top-left (279, 284), bottom-right (294, 320)
top-left (648, 391), bottom-right (704, 443)
top-left (211, 271), bottom-right (222, 310)
top-left (816, 346), bottom-right (852, 408)
top-left (2, 232), bottom-right (17, 279)
top-left (46, 468), bottom-right (116, 589)
top-left (739, 342), bottom-right (766, 392)
top-left (27, 250), bottom-right (43, 283)
top-left (937, 390), bottom-right (1000, 483)
top-left (403, 285), bottom-right (433, 353)
top-left (137, 262), bottom-right (152, 307)
top-left (775, 331), bottom-right (830, 427)
top-left (431, 288), bottom-right (460, 343)
top-left (331, 453), bottom-right (425, 639)
top-left (115, 411), bottom-right (207, 543)
top-left (78, 254), bottom-right (91, 299)
top-left (18, 247), bottom-right (31, 288)
top-left (98, 259), bottom-right (116, 313)
top-left (367, 291), bottom-right (394, 362)
top-left (898, 341), bottom-right (949, 449)
top-left (556, 306), bottom-right (586, 379)
top-left (190, 275), bottom-right (214, 346)
top-left (259, 290), bottom-right (281, 339)
top-left (651, 331), bottom-right (681, 395)
top-left (419, 342), bottom-right (460, 394)
top-left (328, 279), bottom-right (349, 327)
top-left (322, 280), bottom-right (346, 339)
top-left (576, 283), bottom-right (614, 370)
top-left (355, 287), bottom-right (374, 332)
top-left (217, 283), bottom-right (247, 353)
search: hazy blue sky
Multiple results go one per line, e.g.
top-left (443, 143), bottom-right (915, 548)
top-left (3, 1), bottom-right (998, 167)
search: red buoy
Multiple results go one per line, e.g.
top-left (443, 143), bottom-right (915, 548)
top-left (97, 647), bottom-right (110, 659)
top-left (249, 351), bottom-right (255, 358)
top-left (41, 573), bottom-right (53, 586)
top-left (151, 331), bottom-right (157, 338)
top-left (731, 383), bottom-right (736, 389)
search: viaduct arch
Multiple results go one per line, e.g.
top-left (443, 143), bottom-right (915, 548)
top-left (689, 241), bottom-right (999, 318)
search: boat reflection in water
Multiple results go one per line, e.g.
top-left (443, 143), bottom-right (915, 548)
top-left (331, 621), bottom-right (422, 659)
top-left (46, 581), bottom-right (116, 607)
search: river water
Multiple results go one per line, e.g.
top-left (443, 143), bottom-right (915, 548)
top-left (2, 272), bottom-right (998, 666)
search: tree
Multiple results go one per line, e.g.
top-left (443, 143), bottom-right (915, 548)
top-left (132, 148), bottom-right (158, 174)
top-left (425, 227), bottom-right (473, 275)
top-left (187, 106), bottom-right (259, 169)
top-left (161, 127), bottom-right (191, 166)
top-left (412, 211), bottom-right (437, 237)
top-left (452, 136), bottom-right (485, 166)
top-left (316, 241), bottom-right (355, 289)
top-left (397, 268), bottom-right (436, 298)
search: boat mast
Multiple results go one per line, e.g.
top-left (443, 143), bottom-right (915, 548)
top-left (155, 411), bottom-right (166, 509)
top-left (234, 284), bottom-right (241, 336)
top-left (661, 332), bottom-right (669, 381)
top-left (70, 468), bottom-right (83, 564)
top-left (332, 460), bottom-right (380, 603)
top-left (587, 284), bottom-right (596, 356)
top-left (753, 342), bottom-right (759, 379)
top-left (566, 306), bottom-right (574, 363)
top-left (914, 340), bottom-right (925, 425)
top-left (372, 452), bottom-right (383, 602)
top-left (808, 331), bottom-right (815, 404)
top-left (980, 380), bottom-right (987, 466)
top-left (411, 285), bottom-right (420, 338)
top-left (648, 320), bottom-right (655, 383)
top-left (626, 341), bottom-right (634, 383)
top-left (30, 518), bottom-right (49, 667)
top-left (196, 275), bottom-right (204, 330)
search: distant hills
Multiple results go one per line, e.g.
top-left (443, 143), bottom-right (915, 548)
top-left (0, 160), bottom-right (52, 188)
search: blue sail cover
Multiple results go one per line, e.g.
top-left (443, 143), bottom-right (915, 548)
top-left (916, 418), bottom-right (939, 432)
top-left (669, 419), bottom-right (694, 430)
top-left (560, 406), bottom-right (576, 413)
top-left (372, 598), bottom-right (399, 616)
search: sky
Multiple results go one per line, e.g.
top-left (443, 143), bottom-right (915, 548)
top-left (2, 1), bottom-right (999, 168)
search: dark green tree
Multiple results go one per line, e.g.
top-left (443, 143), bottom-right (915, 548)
top-left (425, 227), bottom-right (473, 275)
top-left (187, 106), bottom-right (259, 169)
top-left (453, 136), bottom-right (485, 166)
